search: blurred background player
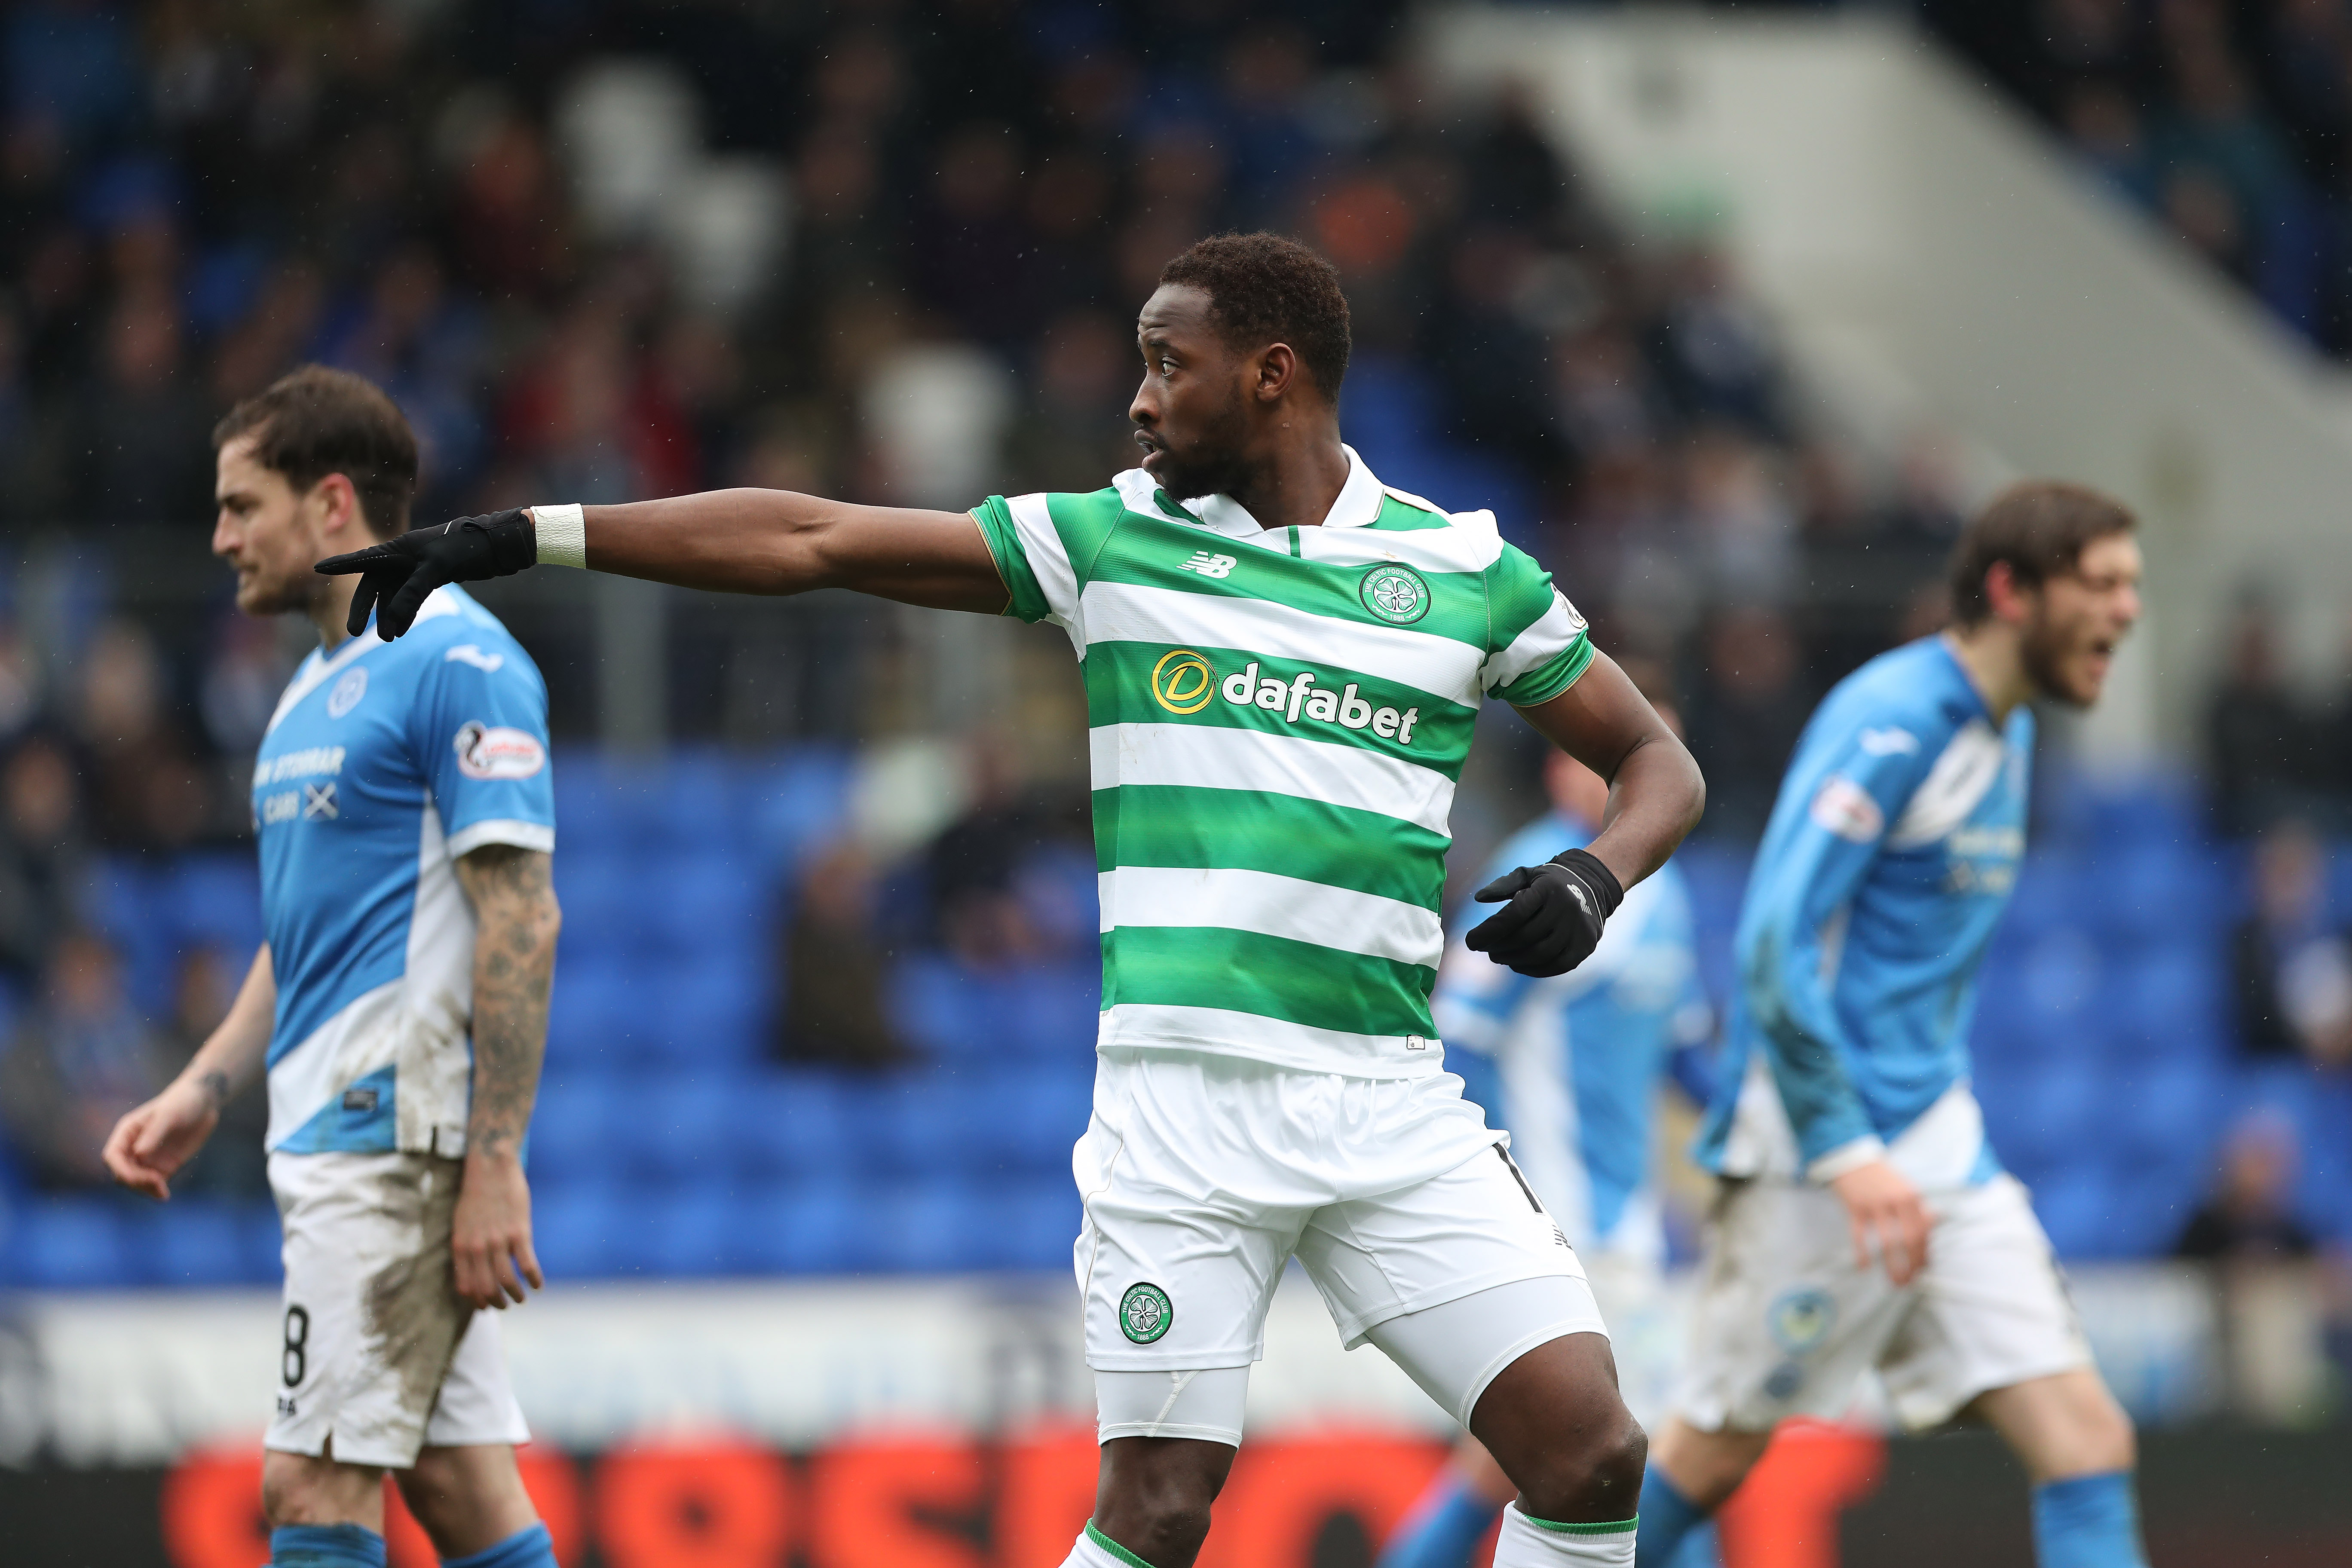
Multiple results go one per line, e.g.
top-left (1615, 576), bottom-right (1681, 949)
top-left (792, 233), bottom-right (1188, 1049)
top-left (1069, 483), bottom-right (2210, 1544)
top-left (1381, 717), bottom-right (1720, 1568)
top-left (102, 368), bottom-right (563, 1568)
top-left (320, 233), bottom-right (1708, 1568)
top-left (1635, 485), bottom-right (2149, 1568)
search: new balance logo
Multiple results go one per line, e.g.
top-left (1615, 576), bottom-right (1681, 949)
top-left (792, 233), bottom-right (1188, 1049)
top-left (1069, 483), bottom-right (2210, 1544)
top-left (1180, 551), bottom-right (1237, 579)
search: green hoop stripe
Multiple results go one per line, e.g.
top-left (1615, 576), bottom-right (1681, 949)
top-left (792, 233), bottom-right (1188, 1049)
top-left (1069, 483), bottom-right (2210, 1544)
top-left (1085, 1520), bottom-right (1161, 1568)
top-left (1522, 1513), bottom-right (1639, 1535)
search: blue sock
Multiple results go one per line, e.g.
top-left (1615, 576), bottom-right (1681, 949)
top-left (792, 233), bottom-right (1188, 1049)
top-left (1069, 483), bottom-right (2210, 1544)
top-left (1376, 1471), bottom-right (1502, 1568)
top-left (2031, 1471), bottom-right (2146, 1568)
top-left (1633, 1465), bottom-right (1709, 1566)
top-left (441, 1522), bottom-right (557, 1568)
top-left (270, 1525), bottom-right (386, 1568)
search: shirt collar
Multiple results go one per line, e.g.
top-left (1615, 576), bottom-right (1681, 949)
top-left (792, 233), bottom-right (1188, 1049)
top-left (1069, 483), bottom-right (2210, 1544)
top-left (1179, 444), bottom-right (1384, 535)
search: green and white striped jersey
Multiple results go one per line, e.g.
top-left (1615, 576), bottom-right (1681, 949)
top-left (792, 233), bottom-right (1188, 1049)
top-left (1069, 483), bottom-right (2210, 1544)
top-left (972, 446), bottom-right (1594, 1078)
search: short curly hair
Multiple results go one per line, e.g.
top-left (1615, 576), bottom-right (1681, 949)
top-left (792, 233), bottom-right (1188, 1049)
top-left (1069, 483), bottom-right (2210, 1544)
top-left (1160, 232), bottom-right (1351, 399)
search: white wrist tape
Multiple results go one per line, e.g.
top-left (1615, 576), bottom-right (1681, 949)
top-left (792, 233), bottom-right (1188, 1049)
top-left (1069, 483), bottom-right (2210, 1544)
top-left (532, 503), bottom-right (587, 569)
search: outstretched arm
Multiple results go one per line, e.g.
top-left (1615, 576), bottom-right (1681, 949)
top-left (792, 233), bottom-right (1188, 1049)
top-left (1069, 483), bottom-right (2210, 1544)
top-left (450, 844), bottom-right (561, 1309)
top-left (567, 492), bottom-right (1008, 608)
top-left (317, 491), bottom-right (1011, 638)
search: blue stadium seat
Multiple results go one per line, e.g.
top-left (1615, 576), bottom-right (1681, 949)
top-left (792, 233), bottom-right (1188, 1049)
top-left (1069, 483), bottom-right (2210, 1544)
top-left (242, 1204), bottom-right (285, 1280)
top-left (1006, 964), bottom-right (1105, 1059)
top-left (951, 1066), bottom-right (1093, 1176)
top-left (2033, 1172), bottom-right (2122, 1259)
top-left (626, 1077), bottom-right (739, 1184)
top-left (12, 1198), bottom-right (136, 1289)
top-left (651, 752), bottom-right (743, 851)
top-left (727, 1073), bottom-right (857, 1179)
top-left (859, 1176), bottom-right (991, 1273)
top-left (741, 747), bottom-right (853, 870)
top-left (528, 1073), bottom-right (623, 1185)
top-left (859, 1075), bottom-right (977, 1177)
top-left (146, 1199), bottom-right (263, 1286)
top-left (738, 1175), bottom-right (861, 1274)
top-left (640, 855), bottom-right (768, 959)
top-left (637, 1188), bottom-right (746, 1277)
top-left (168, 854), bottom-right (264, 955)
top-left (984, 1173), bottom-right (1082, 1272)
top-left (533, 1183), bottom-right (627, 1278)
top-left (552, 851), bottom-right (644, 964)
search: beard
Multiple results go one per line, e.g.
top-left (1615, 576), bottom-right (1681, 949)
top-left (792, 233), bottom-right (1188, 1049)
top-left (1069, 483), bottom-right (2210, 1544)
top-left (2018, 608), bottom-right (2091, 707)
top-left (1146, 396), bottom-right (1255, 502)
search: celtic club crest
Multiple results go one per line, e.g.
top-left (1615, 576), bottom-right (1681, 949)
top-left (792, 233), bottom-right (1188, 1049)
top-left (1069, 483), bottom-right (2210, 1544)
top-left (1119, 1281), bottom-right (1173, 1344)
top-left (1359, 564), bottom-right (1431, 625)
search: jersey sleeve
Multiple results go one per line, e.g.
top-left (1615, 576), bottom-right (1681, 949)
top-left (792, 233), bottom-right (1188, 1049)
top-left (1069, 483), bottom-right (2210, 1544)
top-left (409, 639), bottom-right (555, 860)
top-left (970, 488), bottom-right (1126, 630)
top-left (1737, 710), bottom-right (1939, 1178)
top-left (1481, 543), bottom-right (1595, 705)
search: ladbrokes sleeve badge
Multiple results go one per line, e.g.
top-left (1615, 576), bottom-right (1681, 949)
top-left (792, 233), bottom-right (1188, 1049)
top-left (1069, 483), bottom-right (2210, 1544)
top-left (453, 721), bottom-right (546, 780)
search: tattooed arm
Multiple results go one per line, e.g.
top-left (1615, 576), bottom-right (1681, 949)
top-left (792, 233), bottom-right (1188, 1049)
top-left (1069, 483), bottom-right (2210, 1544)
top-left (451, 844), bottom-right (562, 1309)
top-left (104, 946), bottom-right (276, 1199)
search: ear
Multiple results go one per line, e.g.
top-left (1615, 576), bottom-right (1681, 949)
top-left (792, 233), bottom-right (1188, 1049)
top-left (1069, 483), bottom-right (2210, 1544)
top-left (1253, 342), bottom-right (1301, 403)
top-left (308, 473), bottom-right (363, 538)
top-left (1982, 560), bottom-right (2037, 625)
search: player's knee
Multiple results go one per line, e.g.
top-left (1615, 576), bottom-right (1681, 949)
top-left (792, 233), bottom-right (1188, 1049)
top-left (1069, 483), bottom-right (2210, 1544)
top-left (1095, 1439), bottom-right (1232, 1565)
top-left (261, 1451), bottom-right (371, 1528)
top-left (1517, 1411), bottom-right (1647, 1522)
top-left (2070, 1397), bottom-right (2137, 1476)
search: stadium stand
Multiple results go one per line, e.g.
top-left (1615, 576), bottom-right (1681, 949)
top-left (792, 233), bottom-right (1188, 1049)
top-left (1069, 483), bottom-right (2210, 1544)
top-left (1, 756), bottom-right (2343, 1287)
top-left (1926, 0), bottom-right (2352, 358)
top-left (0, 0), bottom-right (2343, 1305)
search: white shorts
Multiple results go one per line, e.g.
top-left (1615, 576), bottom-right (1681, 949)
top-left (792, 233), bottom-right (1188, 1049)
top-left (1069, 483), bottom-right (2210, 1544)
top-left (1073, 1050), bottom-right (1599, 1371)
top-left (1674, 1172), bottom-right (2093, 1434)
top-left (264, 1151), bottom-right (529, 1469)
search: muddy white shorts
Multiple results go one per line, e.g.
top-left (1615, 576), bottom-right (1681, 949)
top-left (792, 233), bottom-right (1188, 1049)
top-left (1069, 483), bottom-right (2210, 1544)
top-left (264, 1151), bottom-right (529, 1469)
top-left (1674, 1172), bottom-right (2093, 1434)
top-left (1073, 1049), bottom-right (1599, 1373)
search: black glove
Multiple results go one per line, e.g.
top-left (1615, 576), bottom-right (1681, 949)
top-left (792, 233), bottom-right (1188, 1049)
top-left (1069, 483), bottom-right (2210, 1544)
top-left (315, 508), bottom-right (537, 640)
top-left (1463, 847), bottom-right (1624, 977)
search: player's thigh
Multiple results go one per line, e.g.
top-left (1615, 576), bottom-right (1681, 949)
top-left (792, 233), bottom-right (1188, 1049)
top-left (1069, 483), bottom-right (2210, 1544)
top-left (264, 1152), bottom-right (402, 1463)
top-left (1673, 1178), bottom-right (1910, 1434)
top-left (1296, 1141), bottom-right (1588, 1365)
top-left (1074, 1065), bottom-right (1306, 1378)
top-left (263, 1150), bottom-right (473, 1471)
top-left (1879, 1175), bottom-right (2099, 1436)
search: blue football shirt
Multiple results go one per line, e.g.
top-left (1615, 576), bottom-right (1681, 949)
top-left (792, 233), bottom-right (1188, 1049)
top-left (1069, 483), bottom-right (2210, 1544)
top-left (1696, 636), bottom-right (2030, 1188)
top-left (1434, 811), bottom-right (1712, 1261)
top-left (253, 587), bottom-right (553, 1156)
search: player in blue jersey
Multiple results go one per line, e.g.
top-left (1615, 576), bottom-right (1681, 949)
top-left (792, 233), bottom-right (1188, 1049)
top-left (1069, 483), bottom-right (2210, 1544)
top-left (1381, 735), bottom-right (1719, 1568)
top-left (1633, 485), bottom-right (2149, 1568)
top-left (104, 368), bottom-right (563, 1568)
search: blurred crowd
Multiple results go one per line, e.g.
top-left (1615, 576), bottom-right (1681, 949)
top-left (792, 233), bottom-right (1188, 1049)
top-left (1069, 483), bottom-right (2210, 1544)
top-left (0, 0), bottom-right (2343, 1317)
top-left (0, 0), bottom-right (1981, 1196)
top-left (1931, 0), bottom-right (2352, 356)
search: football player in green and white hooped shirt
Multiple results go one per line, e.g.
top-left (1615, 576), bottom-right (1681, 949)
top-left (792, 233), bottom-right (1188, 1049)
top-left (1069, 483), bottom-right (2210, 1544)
top-left (322, 234), bottom-right (1708, 1568)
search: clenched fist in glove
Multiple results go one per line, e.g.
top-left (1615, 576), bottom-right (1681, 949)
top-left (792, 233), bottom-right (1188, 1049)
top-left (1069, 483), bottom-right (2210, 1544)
top-left (1463, 846), bottom-right (1623, 977)
top-left (315, 508), bottom-right (537, 639)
